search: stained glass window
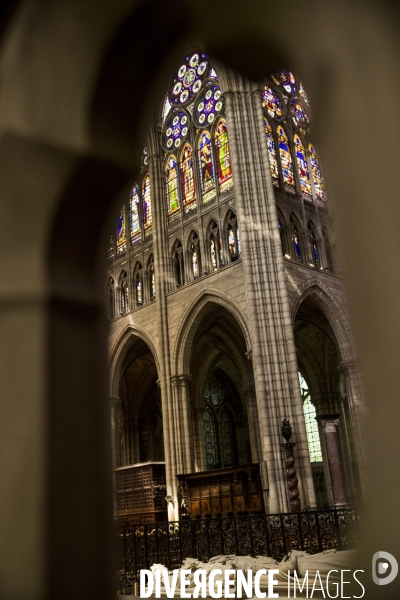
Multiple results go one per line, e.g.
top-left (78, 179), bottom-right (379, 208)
top-left (309, 229), bottom-right (320, 267)
top-left (215, 118), bottom-right (233, 194)
top-left (198, 130), bottom-right (216, 203)
top-left (228, 228), bottom-right (236, 255)
top-left (142, 145), bottom-right (149, 169)
top-left (116, 205), bottom-right (127, 256)
top-left (180, 143), bottom-right (196, 212)
top-left (299, 373), bottom-right (322, 463)
top-left (309, 144), bottom-right (326, 202)
top-left (209, 67), bottom-right (218, 79)
top-left (293, 228), bottom-right (301, 258)
top-left (150, 264), bottom-right (155, 300)
top-left (210, 239), bottom-right (217, 270)
top-left (272, 69), bottom-right (297, 95)
top-left (277, 125), bottom-right (295, 191)
top-left (108, 235), bottom-right (114, 260)
top-left (166, 155), bottom-right (180, 220)
top-left (294, 134), bottom-right (312, 198)
top-left (164, 110), bottom-right (189, 151)
top-left (162, 95), bottom-right (172, 124)
top-left (171, 52), bottom-right (209, 106)
top-left (121, 282), bottom-right (129, 312)
top-left (129, 185), bottom-right (141, 244)
top-left (203, 372), bottom-right (237, 470)
top-left (194, 84), bottom-right (223, 127)
top-left (136, 274), bottom-right (142, 305)
top-left (299, 82), bottom-right (310, 105)
top-left (203, 408), bottom-right (218, 470)
top-left (219, 409), bottom-right (235, 467)
top-left (142, 174), bottom-right (152, 236)
top-left (290, 101), bottom-right (310, 132)
top-left (262, 85), bottom-right (283, 120)
top-left (264, 118), bottom-right (279, 186)
top-left (191, 244), bottom-right (198, 277)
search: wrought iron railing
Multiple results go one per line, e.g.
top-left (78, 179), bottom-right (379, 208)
top-left (117, 507), bottom-right (360, 587)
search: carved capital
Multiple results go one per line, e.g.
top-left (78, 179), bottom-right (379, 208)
top-left (171, 374), bottom-right (192, 389)
top-left (338, 360), bottom-right (357, 375)
top-left (317, 413), bottom-right (341, 432)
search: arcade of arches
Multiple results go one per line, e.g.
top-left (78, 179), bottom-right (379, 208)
top-left (108, 50), bottom-right (365, 523)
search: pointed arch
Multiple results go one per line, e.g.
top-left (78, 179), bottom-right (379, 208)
top-left (173, 289), bottom-right (252, 376)
top-left (291, 280), bottom-right (356, 362)
top-left (109, 325), bottom-right (160, 398)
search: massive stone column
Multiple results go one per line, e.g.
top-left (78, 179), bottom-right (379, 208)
top-left (224, 79), bottom-right (316, 513)
top-left (339, 360), bottom-right (366, 498)
top-left (317, 414), bottom-right (347, 506)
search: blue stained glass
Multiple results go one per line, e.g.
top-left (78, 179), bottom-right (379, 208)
top-left (194, 84), bottom-right (223, 127)
top-left (130, 185), bottom-right (141, 243)
top-left (164, 110), bottom-right (189, 151)
top-left (272, 69), bottom-right (297, 95)
top-left (142, 174), bottom-right (152, 236)
top-left (171, 52), bottom-right (209, 106)
top-left (294, 134), bottom-right (312, 198)
top-left (116, 205), bottom-right (126, 256)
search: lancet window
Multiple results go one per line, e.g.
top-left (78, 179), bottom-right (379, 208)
top-left (202, 372), bottom-right (238, 470)
top-left (262, 73), bottom-right (327, 204)
top-left (119, 271), bottom-right (129, 313)
top-left (299, 373), bottom-right (322, 463)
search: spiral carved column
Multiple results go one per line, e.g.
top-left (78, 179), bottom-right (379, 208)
top-left (281, 419), bottom-right (301, 512)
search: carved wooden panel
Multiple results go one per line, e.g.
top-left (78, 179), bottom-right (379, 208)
top-left (177, 463), bottom-right (264, 519)
top-left (115, 462), bottom-right (167, 524)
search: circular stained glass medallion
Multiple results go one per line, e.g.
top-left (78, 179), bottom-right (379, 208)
top-left (163, 110), bottom-right (189, 151)
top-left (262, 84), bottom-right (283, 120)
top-left (290, 100), bottom-right (310, 131)
top-left (170, 52), bottom-right (209, 105)
top-left (272, 70), bottom-right (297, 95)
top-left (194, 84), bottom-right (223, 128)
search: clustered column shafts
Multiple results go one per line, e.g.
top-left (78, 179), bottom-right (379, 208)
top-left (317, 414), bottom-right (347, 506)
top-left (224, 79), bottom-right (316, 513)
top-left (148, 137), bottom-right (180, 520)
top-left (281, 419), bottom-right (301, 512)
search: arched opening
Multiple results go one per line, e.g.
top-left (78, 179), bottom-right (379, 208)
top-left (188, 302), bottom-right (256, 471)
top-left (294, 293), bottom-right (359, 507)
top-left (114, 336), bottom-right (166, 524)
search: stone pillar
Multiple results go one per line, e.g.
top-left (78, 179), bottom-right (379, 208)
top-left (171, 374), bottom-right (194, 474)
top-left (338, 360), bottom-right (366, 498)
top-left (224, 82), bottom-right (316, 513)
top-left (317, 414), bottom-right (347, 506)
top-left (243, 384), bottom-right (262, 463)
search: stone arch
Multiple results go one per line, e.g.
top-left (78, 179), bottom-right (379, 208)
top-left (173, 288), bottom-right (252, 375)
top-left (109, 324), bottom-right (160, 398)
top-left (291, 279), bottom-right (355, 363)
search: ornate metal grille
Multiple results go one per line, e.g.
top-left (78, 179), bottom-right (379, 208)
top-left (117, 507), bottom-right (360, 588)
